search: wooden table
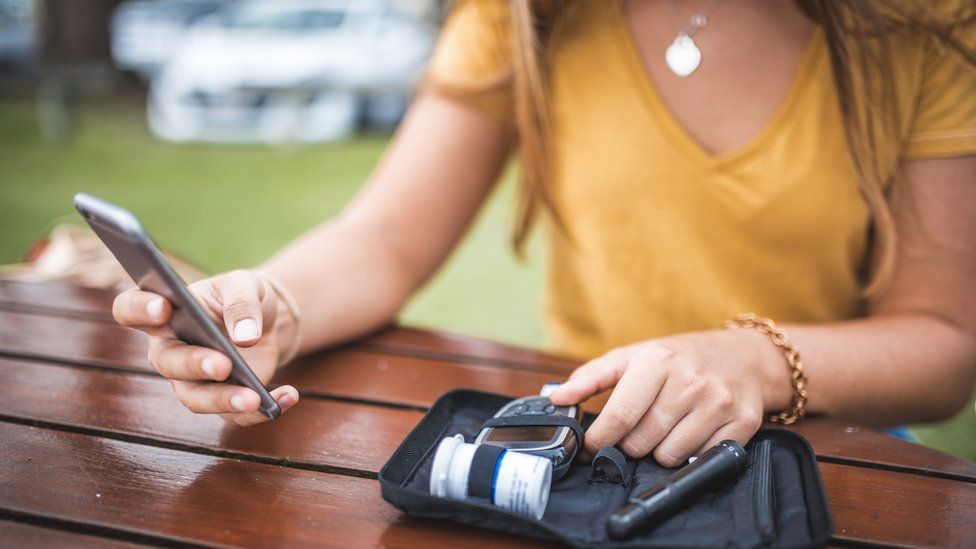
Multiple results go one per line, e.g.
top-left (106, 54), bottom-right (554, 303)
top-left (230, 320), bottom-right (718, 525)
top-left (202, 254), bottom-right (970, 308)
top-left (0, 280), bottom-right (973, 548)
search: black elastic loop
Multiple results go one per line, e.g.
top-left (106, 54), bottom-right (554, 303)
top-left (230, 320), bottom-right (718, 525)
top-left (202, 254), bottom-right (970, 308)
top-left (481, 414), bottom-right (585, 451)
top-left (590, 446), bottom-right (633, 485)
top-left (468, 444), bottom-right (506, 500)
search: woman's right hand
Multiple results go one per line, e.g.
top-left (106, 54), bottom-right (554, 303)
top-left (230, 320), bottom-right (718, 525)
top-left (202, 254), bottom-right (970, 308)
top-left (112, 269), bottom-right (300, 426)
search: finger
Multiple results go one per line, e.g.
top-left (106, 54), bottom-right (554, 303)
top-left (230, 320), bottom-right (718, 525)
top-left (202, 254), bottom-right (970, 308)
top-left (113, 289), bottom-right (171, 328)
top-left (171, 380), bottom-right (261, 414)
top-left (583, 350), bottom-right (671, 454)
top-left (616, 377), bottom-right (695, 458)
top-left (149, 338), bottom-right (232, 381)
top-left (224, 385), bottom-right (301, 427)
top-left (652, 408), bottom-right (732, 468)
top-left (549, 351), bottom-right (629, 406)
top-left (214, 270), bottom-right (267, 347)
top-left (695, 414), bottom-right (762, 457)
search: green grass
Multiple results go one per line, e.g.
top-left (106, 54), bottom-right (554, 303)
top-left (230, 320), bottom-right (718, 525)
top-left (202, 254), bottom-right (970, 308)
top-left (0, 97), bottom-right (971, 461)
top-left (0, 97), bottom-right (545, 348)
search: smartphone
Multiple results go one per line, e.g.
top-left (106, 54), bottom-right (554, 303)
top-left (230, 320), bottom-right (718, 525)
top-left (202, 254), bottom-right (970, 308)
top-left (74, 193), bottom-right (281, 419)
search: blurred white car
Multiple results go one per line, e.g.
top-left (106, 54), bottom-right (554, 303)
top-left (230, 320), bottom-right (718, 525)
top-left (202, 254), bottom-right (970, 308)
top-left (0, 0), bottom-right (36, 69)
top-left (148, 0), bottom-right (435, 144)
top-left (111, 0), bottom-right (228, 78)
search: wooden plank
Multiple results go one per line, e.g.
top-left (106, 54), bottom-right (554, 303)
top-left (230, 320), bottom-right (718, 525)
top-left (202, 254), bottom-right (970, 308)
top-left (360, 326), bottom-right (579, 372)
top-left (0, 281), bottom-right (577, 371)
top-left (821, 461), bottom-right (976, 547)
top-left (0, 280), bottom-right (115, 321)
top-left (0, 309), bottom-right (147, 371)
top-left (0, 357), bottom-right (422, 475)
top-left (284, 348), bottom-right (559, 408)
top-left (786, 421), bottom-right (976, 482)
top-left (3, 360), bottom-right (976, 548)
top-left (0, 422), bottom-right (550, 548)
top-left (3, 420), bottom-right (975, 548)
top-left (5, 283), bottom-right (976, 547)
top-left (3, 309), bottom-right (975, 481)
top-left (0, 309), bottom-right (559, 408)
top-left (0, 519), bottom-right (145, 549)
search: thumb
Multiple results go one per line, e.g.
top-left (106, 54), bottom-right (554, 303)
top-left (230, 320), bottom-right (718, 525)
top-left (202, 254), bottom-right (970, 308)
top-left (214, 270), bottom-right (267, 347)
top-left (549, 351), bottom-right (629, 406)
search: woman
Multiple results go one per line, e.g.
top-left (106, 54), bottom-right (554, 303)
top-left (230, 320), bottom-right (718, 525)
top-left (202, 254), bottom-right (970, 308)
top-left (113, 0), bottom-right (976, 467)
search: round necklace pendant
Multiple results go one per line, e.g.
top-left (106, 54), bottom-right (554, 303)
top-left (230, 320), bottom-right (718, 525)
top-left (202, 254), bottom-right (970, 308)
top-left (665, 34), bottom-right (702, 78)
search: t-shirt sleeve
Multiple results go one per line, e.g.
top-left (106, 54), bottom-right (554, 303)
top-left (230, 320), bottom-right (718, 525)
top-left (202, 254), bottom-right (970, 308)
top-left (421, 0), bottom-right (515, 124)
top-left (903, 28), bottom-right (976, 159)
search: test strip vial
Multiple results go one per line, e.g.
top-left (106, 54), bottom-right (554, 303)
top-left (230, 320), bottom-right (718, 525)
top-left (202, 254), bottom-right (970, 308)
top-left (429, 434), bottom-right (552, 520)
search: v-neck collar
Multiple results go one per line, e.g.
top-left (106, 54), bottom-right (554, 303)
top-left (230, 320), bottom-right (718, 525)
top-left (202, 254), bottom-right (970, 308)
top-left (609, 1), bottom-right (824, 172)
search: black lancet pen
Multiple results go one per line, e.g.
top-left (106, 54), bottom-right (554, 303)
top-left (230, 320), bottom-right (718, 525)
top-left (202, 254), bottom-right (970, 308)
top-left (607, 440), bottom-right (748, 540)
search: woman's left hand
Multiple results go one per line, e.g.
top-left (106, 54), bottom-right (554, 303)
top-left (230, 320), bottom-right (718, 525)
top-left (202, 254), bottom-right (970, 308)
top-left (549, 329), bottom-right (790, 467)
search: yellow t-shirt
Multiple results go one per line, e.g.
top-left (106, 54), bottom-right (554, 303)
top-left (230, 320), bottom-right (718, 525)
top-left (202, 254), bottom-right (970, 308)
top-left (426, 1), bottom-right (976, 359)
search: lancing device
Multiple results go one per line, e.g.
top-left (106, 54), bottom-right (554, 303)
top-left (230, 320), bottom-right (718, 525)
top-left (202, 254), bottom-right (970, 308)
top-left (607, 440), bottom-right (747, 540)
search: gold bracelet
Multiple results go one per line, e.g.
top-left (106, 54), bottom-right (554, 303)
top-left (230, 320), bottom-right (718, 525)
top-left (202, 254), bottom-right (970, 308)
top-left (253, 270), bottom-right (303, 366)
top-left (725, 313), bottom-right (808, 425)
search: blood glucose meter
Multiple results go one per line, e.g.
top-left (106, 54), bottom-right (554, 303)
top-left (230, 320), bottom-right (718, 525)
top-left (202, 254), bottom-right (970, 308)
top-left (474, 395), bottom-right (581, 479)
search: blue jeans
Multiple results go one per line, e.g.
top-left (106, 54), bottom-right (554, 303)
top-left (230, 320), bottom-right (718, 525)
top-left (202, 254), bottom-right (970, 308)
top-left (884, 427), bottom-right (918, 442)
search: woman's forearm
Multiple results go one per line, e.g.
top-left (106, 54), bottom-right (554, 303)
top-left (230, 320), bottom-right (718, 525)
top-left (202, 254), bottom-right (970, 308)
top-left (257, 94), bottom-right (512, 355)
top-left (755, 314), bottom-right (976, 427)
top-left (259, 217), bottom-right (420, 354)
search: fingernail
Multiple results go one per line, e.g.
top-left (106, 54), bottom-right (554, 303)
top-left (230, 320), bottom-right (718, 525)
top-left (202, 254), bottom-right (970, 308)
top-left (146, 298), bottom-right (164, 318)
top-left (233, 318), bottom-right (259, 341)
top-left (201, 358), bottom-right (217, 379)
top-left (230, 394), bottom-right (248, 412)
top-left (278, 391), bottom-right (297, 407)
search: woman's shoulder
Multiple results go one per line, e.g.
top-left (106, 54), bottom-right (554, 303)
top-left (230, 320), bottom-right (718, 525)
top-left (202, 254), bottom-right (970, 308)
top-left (444, 0), bottom-right (510, 31)
top-left (874, 0), bottom-right (976, 158)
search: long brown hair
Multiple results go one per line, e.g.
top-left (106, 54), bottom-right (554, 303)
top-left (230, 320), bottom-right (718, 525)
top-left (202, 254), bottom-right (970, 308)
top-left (505, 0), bottom-right (976, 295)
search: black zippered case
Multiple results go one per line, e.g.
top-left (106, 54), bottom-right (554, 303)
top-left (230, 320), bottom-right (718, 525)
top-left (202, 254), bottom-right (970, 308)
top-left (379, 389), bottom-right (833, 548)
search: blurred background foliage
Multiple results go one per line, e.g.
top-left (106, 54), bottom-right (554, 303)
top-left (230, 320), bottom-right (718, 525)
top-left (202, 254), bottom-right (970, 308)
top-left (0, 0), bottom-right (971, 460)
